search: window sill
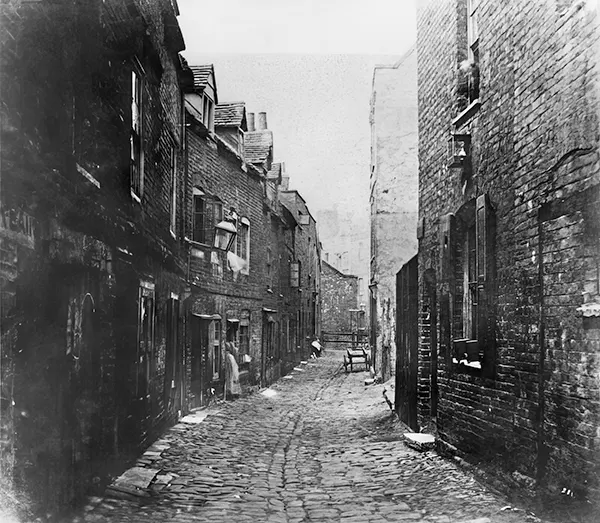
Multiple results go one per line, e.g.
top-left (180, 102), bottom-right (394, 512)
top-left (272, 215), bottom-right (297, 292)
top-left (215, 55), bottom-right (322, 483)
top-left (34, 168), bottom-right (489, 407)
top-left (452, 99), bottom-right (481, 128)
top-left (452, 357), bottom-right (481, 369)
top-left (187, 238), bottom-right (211, 249)
top-left (131, 190), bottom-right (142, 204)
top-left (76, 163), bottom-right (101, 189)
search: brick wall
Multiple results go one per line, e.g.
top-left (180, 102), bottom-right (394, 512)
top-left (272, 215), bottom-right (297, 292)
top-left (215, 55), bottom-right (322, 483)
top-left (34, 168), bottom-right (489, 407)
top-left (321, 261), bottom-right (359, 333)
top-left (185, 116), bottom-right (270, 393)
top-left (1, 0), bottom-right (188, 517)
top-left (417, 0), bottom-right (600, 495)
top-left (280, 191), bottom-right (322, 358)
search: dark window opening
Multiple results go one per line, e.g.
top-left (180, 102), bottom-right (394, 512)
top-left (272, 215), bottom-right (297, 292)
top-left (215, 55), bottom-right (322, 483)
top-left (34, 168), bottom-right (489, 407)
top-left (443, 195), bottom-right (496, 376)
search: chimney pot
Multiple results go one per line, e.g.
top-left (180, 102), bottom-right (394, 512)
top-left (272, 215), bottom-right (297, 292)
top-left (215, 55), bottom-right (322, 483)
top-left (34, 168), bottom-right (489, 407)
top-left (247, 113), bottom-right (255, 132)
top-left (257, 112), bottom-right (267, 130)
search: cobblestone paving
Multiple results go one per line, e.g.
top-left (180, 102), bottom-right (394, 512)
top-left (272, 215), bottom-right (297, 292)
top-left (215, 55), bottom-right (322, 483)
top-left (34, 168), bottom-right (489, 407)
top-left (82, 353), bottom-right (543, 523)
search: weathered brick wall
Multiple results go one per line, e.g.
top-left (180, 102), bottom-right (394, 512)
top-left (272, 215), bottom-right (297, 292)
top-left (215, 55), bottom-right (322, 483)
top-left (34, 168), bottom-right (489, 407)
top-left (1, 0), bottom-right (188, 516)
top-left (418, 0), bottom-right (600, 495)
top-left (280, 191), bottom-right (322, 357)
top-left (185, 122), bottom-right (267, 388)
top-left (321, 261), bottom-right (359, 333)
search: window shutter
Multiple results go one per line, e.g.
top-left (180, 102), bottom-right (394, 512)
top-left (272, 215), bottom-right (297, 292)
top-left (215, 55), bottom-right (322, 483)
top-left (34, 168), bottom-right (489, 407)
top-left (476, 194), bottom-right (489, 284)
top-left (204, 200), bottom-right (214, 245)
top-left (475, 193), bottom-right (496, 377)
top-left (440, 213), bottom-right (455, 284)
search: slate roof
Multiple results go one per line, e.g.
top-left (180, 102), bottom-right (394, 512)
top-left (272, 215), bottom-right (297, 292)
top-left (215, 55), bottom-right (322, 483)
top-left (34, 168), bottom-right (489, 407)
top-left (215, 102), bottom-right (246, 128)
top-left (245, 130), bottom-right (273, 165)
top-left (189, 65), bottom-right (214, 91)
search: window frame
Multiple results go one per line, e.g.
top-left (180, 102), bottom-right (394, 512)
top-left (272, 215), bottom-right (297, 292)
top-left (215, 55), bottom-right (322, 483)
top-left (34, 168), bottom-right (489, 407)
top-left (202, 94), bottom-right (214, 133)
top-left (290, 260), bottom-right (300, 288)
top-left (130, 61), bottom-right (145, 202)
top-left (235, 217), bottom-right (250, 274)
top-left (169, 144), bottom-right (177, 237)
top-left (210, 320), bottom-right (221, 380)
top-left (466, 0), bottom-right (480, 104)
top-left (192, 190), bottom-right (223, 246)
top-left (467, 0), bottom-right (479, 64)
top-left (192, 188), bottom-right (206, 244)
top-left (445, 195), bottom-right (496, 376)
top-left (137, 281), bottom-right (155, 396)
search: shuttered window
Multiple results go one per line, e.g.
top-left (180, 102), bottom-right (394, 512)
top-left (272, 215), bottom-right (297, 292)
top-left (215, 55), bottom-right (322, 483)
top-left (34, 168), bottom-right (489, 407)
top-left (447, 194), bottom-right (496, 375)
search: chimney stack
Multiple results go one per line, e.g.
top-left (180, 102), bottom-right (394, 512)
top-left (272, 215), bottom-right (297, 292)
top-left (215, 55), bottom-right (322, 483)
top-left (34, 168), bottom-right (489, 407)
top-left (257, 112), bottom-right (267, 130)
top-left (247, 113), bottom-right (255, 132)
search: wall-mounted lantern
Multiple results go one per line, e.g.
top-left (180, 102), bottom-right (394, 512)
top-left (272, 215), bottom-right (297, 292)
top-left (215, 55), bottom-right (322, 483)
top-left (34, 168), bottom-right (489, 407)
top-left (213, 209), bottom-right (238, 251)
top-left (448, 133), bottom-right (471, 168)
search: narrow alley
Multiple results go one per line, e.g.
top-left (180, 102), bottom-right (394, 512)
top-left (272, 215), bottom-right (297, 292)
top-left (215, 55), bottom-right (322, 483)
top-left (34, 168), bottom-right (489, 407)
top-left (82, 353), bottom-right (538, 523)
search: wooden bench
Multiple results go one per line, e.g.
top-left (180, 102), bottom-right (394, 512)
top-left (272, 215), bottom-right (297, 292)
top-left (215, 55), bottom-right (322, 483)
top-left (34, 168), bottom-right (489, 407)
top-left (343, 345), bottom-right (371, 373)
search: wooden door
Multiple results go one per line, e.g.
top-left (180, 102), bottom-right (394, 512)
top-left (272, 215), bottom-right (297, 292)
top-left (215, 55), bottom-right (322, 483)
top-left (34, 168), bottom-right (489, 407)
top-left (395, 255), bottom-right (419, 431)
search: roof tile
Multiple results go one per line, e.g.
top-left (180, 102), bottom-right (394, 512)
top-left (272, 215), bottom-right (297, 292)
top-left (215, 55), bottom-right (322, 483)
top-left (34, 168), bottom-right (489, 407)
top-left (245, 130), bottom-right (273, 164)
top-left (189, 65), bottom-right (214, 91)
top-left (215, 102), bottom-right (246, 128)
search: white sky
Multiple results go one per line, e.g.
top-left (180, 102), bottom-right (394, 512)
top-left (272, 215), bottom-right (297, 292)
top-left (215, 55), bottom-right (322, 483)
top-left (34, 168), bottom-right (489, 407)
top-left (177, 0), bottom-right (417, 279)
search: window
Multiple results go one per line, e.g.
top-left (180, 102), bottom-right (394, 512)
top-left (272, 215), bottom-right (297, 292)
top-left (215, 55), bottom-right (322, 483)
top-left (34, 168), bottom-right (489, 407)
top-left (457, 0), bottom-right (480, 110)
top-left (192, 189), bottom-right (222, 245)
top-left (467, 0), bottom-right (479, 65)
top-left (170, 145), bottom-right (177, 236)
top-left (211, 251), bottom-right (223, 278)
top-left (210, 320), bottom-right (221, 380)
top-left (263, 313), bottom-right (277, 363)
top-left (226, 316), bottom-right (239, 344)
top-left (266, 246), bottom-right (272, 283)
top-left (235, 218), bottom-right (250, 273)
top-left (203, 95), bottom-right (214, 132)
top-left (290, 261), bottom-right (300, 288)
top-left (462, 220), bottom-right (477, 340)
top-left (298, 212), bottom-right (310, 226)
top-left (137, 281), bottom-right (155, 396)
top-left (466, 0), bottom-right (480, 103)
top-left (193, 189), bottom-right (206, 243)
top-left (239, 311), bottom-right (250, 352)
top-left (130, 66), bottom-right (144, 201)
top-left (443, 195), bottom-right (495, 375)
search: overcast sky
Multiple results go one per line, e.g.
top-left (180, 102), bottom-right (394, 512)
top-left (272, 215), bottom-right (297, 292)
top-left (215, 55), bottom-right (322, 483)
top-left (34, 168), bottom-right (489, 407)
top-left (177, 0), bottom-right (417, 273)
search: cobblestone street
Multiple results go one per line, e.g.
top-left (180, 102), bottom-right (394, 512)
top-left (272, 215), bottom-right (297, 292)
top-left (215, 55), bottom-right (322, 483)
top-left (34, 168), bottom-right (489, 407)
top-left (79, 352), bottom-right (544, 523)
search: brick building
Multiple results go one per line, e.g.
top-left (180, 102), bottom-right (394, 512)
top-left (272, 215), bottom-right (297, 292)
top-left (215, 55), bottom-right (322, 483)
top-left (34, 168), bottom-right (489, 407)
top-left (280, 190), bottom-right (323, 359)
top-left (183, 67), bottom-right (269, 401)
top-left (321, 261), bottom-right (360, 334)
top-left (1, 2), bottom-right (322, 518)
top-left (369, 47), bottom-right (419, 381)
top-left (1, 0), bottom-right (188, 516)
top-left (413, 0), bottom-right (600, 498)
